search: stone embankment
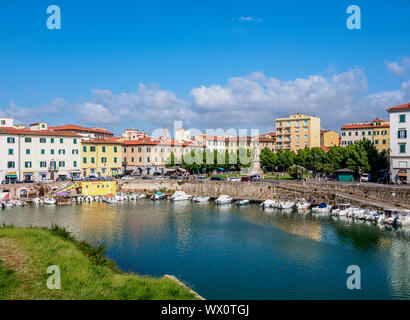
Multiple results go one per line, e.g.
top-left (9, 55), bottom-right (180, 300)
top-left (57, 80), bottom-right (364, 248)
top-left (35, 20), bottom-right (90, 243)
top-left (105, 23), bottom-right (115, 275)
top-left (119, 180), bottom-right (410, 210)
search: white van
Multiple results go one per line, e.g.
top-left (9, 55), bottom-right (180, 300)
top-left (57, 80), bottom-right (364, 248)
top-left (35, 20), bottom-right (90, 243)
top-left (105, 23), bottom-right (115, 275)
top-left (361, 173), bottom-right (371, 182)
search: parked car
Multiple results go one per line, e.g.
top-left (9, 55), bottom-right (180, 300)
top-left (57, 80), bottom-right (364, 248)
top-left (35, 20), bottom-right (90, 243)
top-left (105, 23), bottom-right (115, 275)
top-left (250, 175), bottom-right (260, 182)
top-left (155, 176), bottom-right (164, 180)
top-left (142, 176), bottom-right (153, 180)
top-left (197, 176), bottom-right (208, 180)
top-left (169, 176), bottom-right (181, 180)
top-left (241, 176), bottom-right (251, 182)
top-left (56, 176), bottom-right (68, 181)
top-left (1, 179), bottom-right (20, 184)
top-left (86, 175), bottom-right (99, 181)
top-left (121, 175), bottom-right (134, 180)
top-left (360, 173), bottom-right (371, 182)
top-left (41, 178), bottom-right (53, 183)
top-left (210, 176), bottom-right (223, 181)
top-left (230, 177), bottom-right (241, 182)
top-left (23, 179), bottom-right (34, 184)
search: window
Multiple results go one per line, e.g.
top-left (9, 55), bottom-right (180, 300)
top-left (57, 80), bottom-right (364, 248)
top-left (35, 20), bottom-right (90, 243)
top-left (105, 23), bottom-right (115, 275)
top-left (83, 157), bottom-right (87, 164)
top-left (348, 132), bottom-right (352, 136)
top-left (131, 157), bottom-right (134, 162)
top-left (124, 157), bottom-right (127, 162)
top-left (83, 146), bottom-right (87, 152)
top-left (123, 147), bottom-right (126, 153)
top-left (90, 146), bottom-right (96, 152)
top-left (73, 139), bottom-right (77, 144)
top-left (304, 134), bottom-right (308, 139)
top-left (50, 138), bottom-right (54, 143)
top-left (60, 138), bottom-right (64, 143)
top-left (73, 161), bottom-right (77, 167)
top-left (91, 157), bottom-right (95, 164)
top-left (342, 132), bottom-right (346, 136)
top-left (114, 146), bottom-right (118, 152)
top-left (72, 149), bottom-right (79, 154)
top-left (26, 149), bottom-right (30, 155)
top-left (399, 114), bottom-right (406, 123)
top-left (382, 140), bottom-right (386, 145)
top-left (139, 157), bottom-right (142, 162)
top-left (398, 130), bottom-right (407, 139)
top-left (375, 140), bottom-right (379, 144)
top-left (147, 157), bottom-right (150, 163)
top-left (25, 161), bottom-right (32, 168)
top-left (8, 149), bottom-right (13, 155)
top-left (40, 161), bottom-right (47, 168)
top-left (41, 149), bottom-right (45, 155)
top-left (59, 161), bottom-right (65, 167)
top-left (40, 138), bottom-right (46, 143)
top-left (25, 137), bottom-right (31, 143)
top-left (7, 137), bottom-right (15, 143)
top-left (51, 149), bottom-right (55, 155)
top-left (362, 131), bottom-right (365, 136)
top-left (368, 131), bottom-right (371, 135)
top-left (102, 146), bottom-right (106, 152)
top-left (114, 157), bottom-right (117, 163)
top-left (147, 147), bottom-right (151, 152)
top-left (138, 147), bottom-right (141, 152)
top-left (296, 135), bottom-right (299, 139)
top-left (399, 144), bottom-right (406, 153)
top-left (101, 157), bottom-right (107, 163)
top-left (58, 149), bottom-right (65, 155)
top-left (7, 161), bottom-right (15, 168)
top-left (355, 132), bottom-right (358, 136)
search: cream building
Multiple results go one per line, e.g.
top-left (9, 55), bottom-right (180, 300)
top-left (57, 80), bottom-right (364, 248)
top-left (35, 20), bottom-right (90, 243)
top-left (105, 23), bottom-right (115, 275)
top-left (275, 113), bottom-right (321, 151)
top-left (0, 123), bottom-right (81, 182)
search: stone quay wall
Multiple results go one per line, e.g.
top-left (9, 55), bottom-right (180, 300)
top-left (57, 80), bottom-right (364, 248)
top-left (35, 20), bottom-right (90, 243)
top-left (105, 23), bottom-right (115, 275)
top-left (119, 180), bottom-right (410, 210)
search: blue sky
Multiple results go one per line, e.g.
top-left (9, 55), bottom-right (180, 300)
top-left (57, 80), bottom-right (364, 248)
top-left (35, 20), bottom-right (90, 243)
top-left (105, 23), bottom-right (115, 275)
top-left (0, 0), bottom-right (409, 136)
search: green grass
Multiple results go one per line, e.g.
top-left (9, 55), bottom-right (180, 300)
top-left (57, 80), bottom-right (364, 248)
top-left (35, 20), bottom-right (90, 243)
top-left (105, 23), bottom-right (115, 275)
top-left (0, 226), bottom-right (198, 300)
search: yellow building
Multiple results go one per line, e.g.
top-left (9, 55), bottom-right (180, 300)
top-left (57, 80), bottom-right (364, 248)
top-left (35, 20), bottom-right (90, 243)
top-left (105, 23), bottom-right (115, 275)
top-left (275, 113), bottom-right (321, 151)
top-left (81, 138), bottom-right (122, 177)
top-left (320, 130), bottom-right (340, 148)
top-left (81, 180), bottom-right (117, 196)
top-left (340, 118), bottom-right (390, 153)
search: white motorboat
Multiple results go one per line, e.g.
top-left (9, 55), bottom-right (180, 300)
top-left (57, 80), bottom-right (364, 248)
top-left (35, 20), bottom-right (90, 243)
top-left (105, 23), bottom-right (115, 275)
top-left (77, 196), bottom-right (84, 203)
top-left (139, 194), bottom-right (147, 199)
top-left (32, 197), bottom-right (43, 205)
top-left (278, 201), bottom-right (294, 210)
top-left (104, 197), bottom-right (118, 204)
top-left (260, 199), bottom-right (277, 208)
top-left (397, 210), bottom-right (410, 226)
top-left (236, 199), bottom-right (249, 206)
top-left (170, 191), bottom-right (192, 201)
top-left (192, 196), bottom-right (210, 202)
top-left (378, 209), bottom-right (398, 225)
top-left (85, 196), bottom-right (94, 202)
top-left (293, 198), bottom-right (310, 210)
top-left (331, 203), bottom-right (351, 216)
top-left (115, 192), bottom-right (126, 201)
top-left (44, 198), bottom-right (56, 205)
top-left (215, 195), bottom-right (232, 205)
top-left (312, 202), bottom-right (331, 213)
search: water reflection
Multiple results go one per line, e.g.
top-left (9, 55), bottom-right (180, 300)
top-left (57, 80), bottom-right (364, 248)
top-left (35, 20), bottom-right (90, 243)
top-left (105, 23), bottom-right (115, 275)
top-left (0, 200), bottom-right (409, 299)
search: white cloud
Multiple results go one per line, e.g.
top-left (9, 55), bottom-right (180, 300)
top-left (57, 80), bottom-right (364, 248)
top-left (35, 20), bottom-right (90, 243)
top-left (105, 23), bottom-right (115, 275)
top-left (237, 16), bottom-right (262, 22)
top-left (386, 57), bottom-right (410, 76)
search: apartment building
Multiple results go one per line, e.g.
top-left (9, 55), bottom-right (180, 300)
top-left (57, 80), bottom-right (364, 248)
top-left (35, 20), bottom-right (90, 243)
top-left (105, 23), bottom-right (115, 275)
top-left (320, 130), bottom-right (340, 148)
top-left (340, 118), bottom-right (390, 153)
top-left (388, 102), bottom-right (409, 183)
top-left (0, 123), bottom-right (81, 182)
top-left (50, 124), bottom-right (114, 140)
top-left (259, 132), bottom-right (276, 152)
top-left (81, 138), bottom-right (122, 177)
top-left (275, 114), bottom-right (321, 151)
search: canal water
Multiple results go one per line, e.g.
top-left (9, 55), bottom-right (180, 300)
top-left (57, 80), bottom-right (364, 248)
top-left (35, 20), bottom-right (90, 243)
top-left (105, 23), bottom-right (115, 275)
top-left (1, 200), bottom-right (409, 299)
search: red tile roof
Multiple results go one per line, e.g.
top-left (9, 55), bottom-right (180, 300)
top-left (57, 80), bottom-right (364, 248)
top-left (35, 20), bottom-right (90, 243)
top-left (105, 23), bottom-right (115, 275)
top-left (0, 127), bottom-right (80, 137)
top-left (387, 102), bottom-right (410, 112)
top-left (341, 123), bottom-right (390, 130)
top-left (82, 138), bottom-right (122, 145)
top-left (50, 124), bottom-right (113, 135)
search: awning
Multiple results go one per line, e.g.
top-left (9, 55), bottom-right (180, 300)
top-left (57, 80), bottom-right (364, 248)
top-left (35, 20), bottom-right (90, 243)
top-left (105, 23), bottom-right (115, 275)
top-left (218, 168), bottom-right (225, 171)
top-left (5, 175), bottom-right (17, 179)
top-left (23, 172), bottom-right (33, 176)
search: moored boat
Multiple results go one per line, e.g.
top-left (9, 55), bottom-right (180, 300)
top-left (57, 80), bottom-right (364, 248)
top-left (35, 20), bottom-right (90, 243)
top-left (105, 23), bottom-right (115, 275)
top-left (215, 195), bottom-right (232, 205)
top-left (170, 191), bottom-right (192, 201)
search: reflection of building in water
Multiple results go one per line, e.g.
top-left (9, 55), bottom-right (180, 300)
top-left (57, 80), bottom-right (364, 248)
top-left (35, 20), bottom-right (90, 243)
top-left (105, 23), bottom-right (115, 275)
top-left (171, 202), bottom-right (193, 253)
top-left (387, 236), bottom-right (410, 298)
top-left (263, 209), bottom-right (322, 241)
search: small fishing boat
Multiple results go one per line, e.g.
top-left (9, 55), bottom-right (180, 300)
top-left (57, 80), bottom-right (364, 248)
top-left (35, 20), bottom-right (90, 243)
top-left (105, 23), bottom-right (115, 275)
top-left (215, 195), bottom-right (232, 205)
top-left (192, 196), bottom-right (210, 202)
top-left (312, 202), bottom-right (331, 213)
top-left (151, 191), bottom-right (164, 200)
top-left (236, 199), bottom-right (249, 206)
top-left (115, 192), bottom-right (126, 201)
top-left (378, 209), bottom-right (398, 225)
top-left (44, 198), bottom-right (56, 205)
top-left (139, 194), bottom-right (147, 199)
top-left (104, 195), bottom-right (118, 204)
top-left (170, 191), bottom-right (192, 201)
top-left (77, 196), bottom-right (84, 203)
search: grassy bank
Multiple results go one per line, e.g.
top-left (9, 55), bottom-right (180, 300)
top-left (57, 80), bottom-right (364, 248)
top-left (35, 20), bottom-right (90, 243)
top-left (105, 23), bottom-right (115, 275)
top-left (0, 225), bottom-right (198, 300)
